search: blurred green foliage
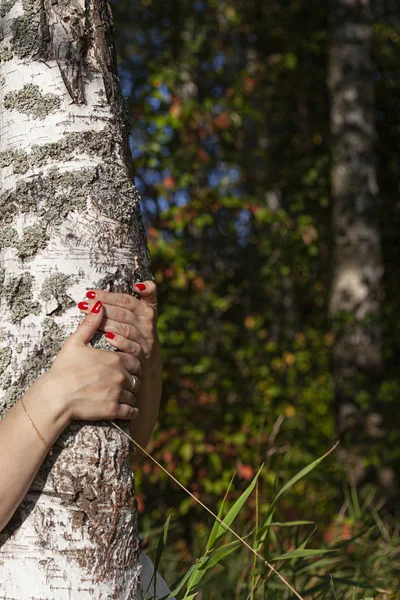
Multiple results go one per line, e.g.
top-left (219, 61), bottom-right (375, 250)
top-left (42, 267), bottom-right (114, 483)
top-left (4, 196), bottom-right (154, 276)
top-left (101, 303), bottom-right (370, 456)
top-left (112, 0), bottom-right (400, 593)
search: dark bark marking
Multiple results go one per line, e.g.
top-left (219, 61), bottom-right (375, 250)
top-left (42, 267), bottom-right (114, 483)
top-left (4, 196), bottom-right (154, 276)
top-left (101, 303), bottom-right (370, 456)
top-left (49, 423), bottom-right (141, 588)
top-left (44, 0), bottom-right (87, 103)
top-left (42, 0), bottom-right (123, 105)
top-left (87, 0), bottom-right (120, 104)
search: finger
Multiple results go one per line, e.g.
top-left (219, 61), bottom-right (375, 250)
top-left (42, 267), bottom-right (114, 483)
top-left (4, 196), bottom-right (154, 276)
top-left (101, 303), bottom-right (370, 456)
top-left (102, 318), bottom-right (144, 345)
top-left (94, 347), bottom-right (143, 378)
top-left (104, 332), bottom-right (145, 360)
top-left (119, 390), bottom-right (137, 408)
top-left (82, 290), bottom-right (152, 318)
top-left (69, 301), bottom-right (103, 346)
top-left (113, 403), bottom-right (139, 421)
top-left (119, 354), bottom-right (143, 379)
top-left (77, 302), bottom-right (138, 328)
top-left (133, 281), bottom-right (157, 309)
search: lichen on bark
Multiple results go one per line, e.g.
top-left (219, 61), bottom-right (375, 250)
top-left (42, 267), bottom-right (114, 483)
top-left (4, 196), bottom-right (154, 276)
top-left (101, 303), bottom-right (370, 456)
top-left (10, 0), bottom-right (49, 59)
top-left (0, 226), bottom-right (18, 250)
top-left (0, 45), bottom-right (13, 62)
top-left (18, 225), bottom-right (47, 260)
top-left (41, 273), bottom-right (76, 315)
top-left (0, 0), bottom-right (17, 17)
top-left (1, 383), bottom-right (21, 418)
top-left (0, 169), bottom-right (90, 224)
top-left (0, 149), bottom-right (29, 173)
top-left (0, 163), bottom-right (144, 228)
top-left (0, 125), bottom-right (123, 174)
top-left (3, 83), bottom-right (61, 119)
top-left (4, 274), bottom-right (40, 323)
top-left (0, 347), bottom-right (11, 375)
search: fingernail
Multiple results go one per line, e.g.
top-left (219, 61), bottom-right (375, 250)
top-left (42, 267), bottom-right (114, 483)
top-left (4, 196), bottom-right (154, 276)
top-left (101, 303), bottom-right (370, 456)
top-left (77, 301), bottom-right (89, 310)
top-left (91, 301), bottom-right (102, 314)
top-left (105, 332), bottom-right (115, 340)
top-left (86, 291), bottom-right (96, 299)
top-left (135, 283), bottom-right (146, 291)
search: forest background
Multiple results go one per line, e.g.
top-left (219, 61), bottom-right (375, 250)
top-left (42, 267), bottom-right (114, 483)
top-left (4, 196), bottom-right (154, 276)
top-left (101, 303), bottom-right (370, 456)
top-left (112, 0), bottom-right (400, 597)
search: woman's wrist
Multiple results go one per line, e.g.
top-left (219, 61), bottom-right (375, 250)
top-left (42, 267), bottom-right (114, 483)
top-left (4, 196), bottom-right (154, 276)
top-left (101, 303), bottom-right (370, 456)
top-left (22, 374), bottom-right (72, 445)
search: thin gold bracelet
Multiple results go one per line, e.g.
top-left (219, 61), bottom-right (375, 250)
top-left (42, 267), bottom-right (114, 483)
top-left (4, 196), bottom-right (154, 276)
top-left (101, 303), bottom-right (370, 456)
top-left (20, 398), bottom-right (53, 455)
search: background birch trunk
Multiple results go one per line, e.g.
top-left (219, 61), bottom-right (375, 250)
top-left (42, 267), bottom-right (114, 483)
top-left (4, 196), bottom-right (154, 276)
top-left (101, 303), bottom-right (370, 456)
top-left (328, 0), bottom-right (395, 494)
top-left (0, 0), bottom-right (150, 597)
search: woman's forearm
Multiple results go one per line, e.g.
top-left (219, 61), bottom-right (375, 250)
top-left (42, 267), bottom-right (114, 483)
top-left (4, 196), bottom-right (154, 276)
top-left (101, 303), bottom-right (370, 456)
top-left (0, 376), bottom-right (69, 532)
top-left (130, 340), bottom-right (162, 449)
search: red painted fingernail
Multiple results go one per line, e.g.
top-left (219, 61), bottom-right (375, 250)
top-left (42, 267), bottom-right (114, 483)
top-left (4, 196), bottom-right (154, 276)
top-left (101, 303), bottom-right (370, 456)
top-left (105, 332), bottom-right (115, 340)
top-left (91, 301), bottom-right (102, 314)
top-left (86, 291), bottom-right (96, 299)
top-left (77, 301), bottom-right (89, 310)
top-left (135, 283), bottom-right (146, 291)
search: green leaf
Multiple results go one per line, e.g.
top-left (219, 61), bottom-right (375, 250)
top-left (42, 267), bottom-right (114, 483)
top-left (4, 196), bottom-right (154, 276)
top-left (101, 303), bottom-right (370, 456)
top-left (184, 557), bottom-right (208, 594)
top-left (202, 540), bottom-right (241, 570)
top-left (272, 548), bottom-right (335, 561)
top-left (213, 464), bottom-right (264, 543)
top-left (257, 520), bottom-right (315, 539)
top-left (271, 443), bottom-right (338, 507)
top-left (206, 474), bottom-right (235, 551)
top-left (168, 564), bottom-right (196, 597)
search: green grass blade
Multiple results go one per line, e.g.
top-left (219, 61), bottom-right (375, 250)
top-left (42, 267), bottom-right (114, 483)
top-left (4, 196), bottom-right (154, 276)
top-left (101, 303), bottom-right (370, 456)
top-left (206, 473), bottom-right (235, 551)
top-left (184, 557), bottom-right (209, 595)
top-left (168, 563), bottom-right (197, 597)
top-left (213, 464), bottom-right (264, 543)
top-left (203, 540), bottom-right (241, 570)
top-left (272, 548), bottom-right (335, 561)
top-left (257, 520), bottom-right (315, 540)
top-left (272, 443), bottom-right (338, 507)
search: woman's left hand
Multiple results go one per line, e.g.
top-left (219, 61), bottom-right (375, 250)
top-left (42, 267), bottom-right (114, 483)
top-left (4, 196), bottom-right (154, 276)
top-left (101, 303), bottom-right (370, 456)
top-left (77, 281), bottom-right (158, 363)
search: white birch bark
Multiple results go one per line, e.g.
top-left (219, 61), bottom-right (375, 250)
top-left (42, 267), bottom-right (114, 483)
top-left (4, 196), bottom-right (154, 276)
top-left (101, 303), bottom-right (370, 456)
top-left (0, 0), bottom-right (152, 597)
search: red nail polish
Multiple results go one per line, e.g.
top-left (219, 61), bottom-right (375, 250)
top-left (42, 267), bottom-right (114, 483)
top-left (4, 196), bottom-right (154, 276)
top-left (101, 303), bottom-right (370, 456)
top-left (105, 332), bottom-right (115, 340)
top-left (135, 283), bottom-right (146, 291)
top-left (77, 301), bottom-right (89, 310)
top-left (91, 301), bottom-right (102, 314)
top-left (86, 291), bottom-right (96, 299)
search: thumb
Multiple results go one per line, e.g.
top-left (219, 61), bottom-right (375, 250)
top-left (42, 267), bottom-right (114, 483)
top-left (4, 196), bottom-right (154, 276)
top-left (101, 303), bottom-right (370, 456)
top-left (133, 281), bottom-right (157, 308)
top-left (70, 301), bottom-right (103, 345)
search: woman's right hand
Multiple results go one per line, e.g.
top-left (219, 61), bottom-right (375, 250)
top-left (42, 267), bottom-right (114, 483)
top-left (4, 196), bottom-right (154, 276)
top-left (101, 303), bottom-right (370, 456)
top-left (42, 301), bottom-right (141, 424)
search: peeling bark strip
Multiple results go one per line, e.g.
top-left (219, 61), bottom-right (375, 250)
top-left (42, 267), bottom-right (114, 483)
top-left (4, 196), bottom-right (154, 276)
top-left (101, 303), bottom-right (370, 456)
top-left (0, 0), bottom-right (150, 597)
top-left (328, 0), bottom-right (390, 490)
top-left (44, 0), bottom-right (121, 104)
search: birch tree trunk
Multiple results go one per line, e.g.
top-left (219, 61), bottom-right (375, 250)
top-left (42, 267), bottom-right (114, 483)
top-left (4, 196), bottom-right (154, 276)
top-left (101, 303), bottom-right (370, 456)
top-left (328, 0), bottom-right (391, 489)
top-left (0, 1), bottom-right (151, 597)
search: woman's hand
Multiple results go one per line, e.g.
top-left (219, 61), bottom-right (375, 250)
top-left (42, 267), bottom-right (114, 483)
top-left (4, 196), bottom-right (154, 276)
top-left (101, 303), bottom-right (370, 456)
top-left (77, 281), bottom-right (158, 363)
top-left (43, 301), bottom-right (141, 424)
top-left (76, 282), bottom-right (162, 448)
